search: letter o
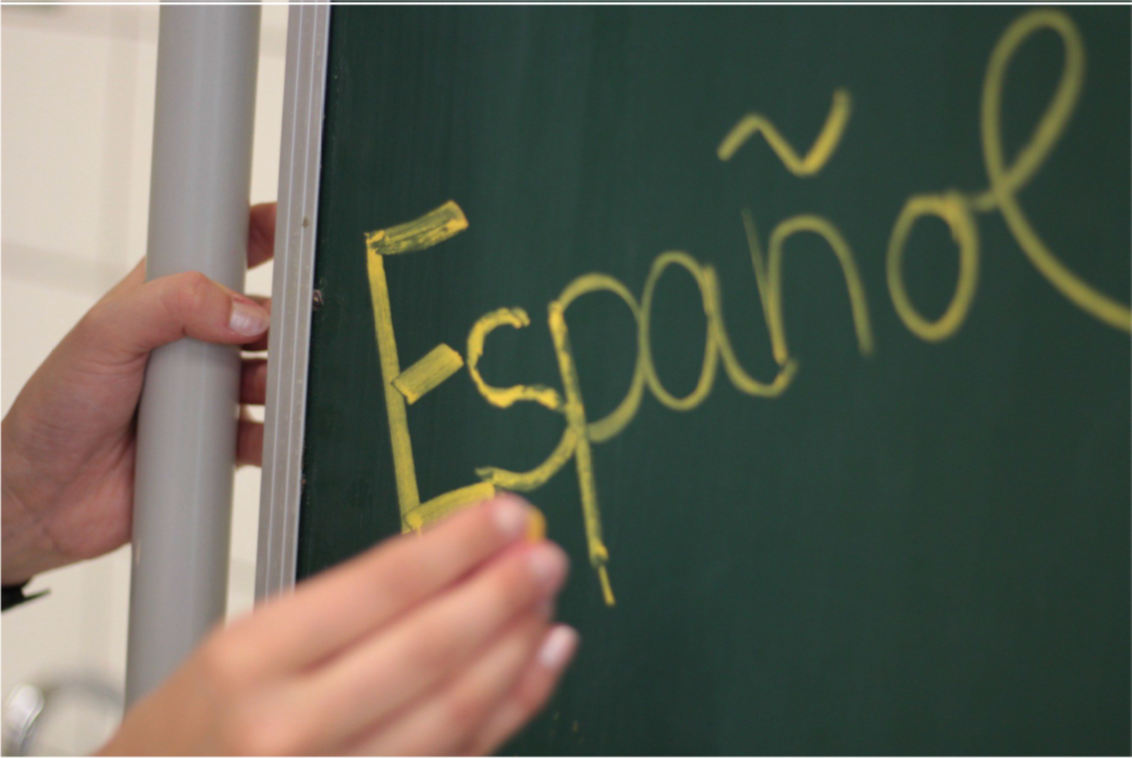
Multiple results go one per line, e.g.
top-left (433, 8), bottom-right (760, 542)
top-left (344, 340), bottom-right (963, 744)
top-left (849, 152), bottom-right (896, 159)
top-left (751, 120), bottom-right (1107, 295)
top-left (887, 193), bottom-right (980, 342)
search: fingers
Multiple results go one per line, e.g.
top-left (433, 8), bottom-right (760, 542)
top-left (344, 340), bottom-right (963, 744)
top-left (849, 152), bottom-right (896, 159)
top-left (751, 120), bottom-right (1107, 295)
top-left (352, 610), bottom-right (551, 755)
top-left (248, 202), bottom-right (277, 268)
top-left (83, 201), bottom-right (274, 363)
top-left (240, 358), bottom-right (267, 405)
top-left (240, 296), bottom-right (271, 352)
top-left (76, 271), bottom-right (270, 365)
top-left (303, 538), bottom-right (568, 747)
top-left (100, 202), bottom-right (274, 309)
top-left (233, 496), bottom-right (542, 675)
top-left (237, 357), bottom-right (268, 467)
top-left (466, 625), bottom-right (579, 756)
top-left (236, 417), bottom-right (263, 467)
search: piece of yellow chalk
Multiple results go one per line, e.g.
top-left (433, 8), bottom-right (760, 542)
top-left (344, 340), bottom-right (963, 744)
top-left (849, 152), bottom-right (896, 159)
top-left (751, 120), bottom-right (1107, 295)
top-left (527, 507), bottom-right (547, 542)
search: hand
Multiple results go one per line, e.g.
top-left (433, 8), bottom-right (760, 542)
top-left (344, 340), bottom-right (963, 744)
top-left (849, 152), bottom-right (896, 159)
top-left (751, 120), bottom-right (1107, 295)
top-left (1, 203), bottom-right (277, 584)
top-left (100, 496), bottom-right (578, 756)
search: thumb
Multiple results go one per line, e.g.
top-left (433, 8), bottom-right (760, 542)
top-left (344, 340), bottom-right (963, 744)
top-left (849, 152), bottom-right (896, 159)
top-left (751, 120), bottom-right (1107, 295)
top-left (78, 270), bottom-right (270, 364)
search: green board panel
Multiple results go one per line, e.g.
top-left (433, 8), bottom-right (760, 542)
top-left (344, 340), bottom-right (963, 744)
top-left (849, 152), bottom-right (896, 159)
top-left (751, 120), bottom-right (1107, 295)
top-left (298, 7), bottom-right (1130, 754)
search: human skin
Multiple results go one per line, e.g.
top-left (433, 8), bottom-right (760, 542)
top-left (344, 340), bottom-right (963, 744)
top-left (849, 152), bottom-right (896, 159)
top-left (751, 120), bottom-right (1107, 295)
top-left (102, 497), bottom-right (577, 755)
top-left (1, 203), bottom-right (577, 754)
top-left (1, 204), bottom-right (279, 584)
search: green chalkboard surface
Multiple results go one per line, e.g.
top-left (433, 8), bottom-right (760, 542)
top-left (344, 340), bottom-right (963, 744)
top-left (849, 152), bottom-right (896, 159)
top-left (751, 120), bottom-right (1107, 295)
top-left (297, 7), bottom-right (1130, 754)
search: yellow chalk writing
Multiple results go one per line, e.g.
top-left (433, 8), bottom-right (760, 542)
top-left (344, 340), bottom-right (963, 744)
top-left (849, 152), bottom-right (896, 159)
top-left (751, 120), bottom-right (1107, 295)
top-left (701, 251), bottom-right (796, 397)
top-left (640, 253), bottom-right (720, 411)
top-left (974, 9), bottom-right (1130, 332)
top-left (766, 215), bottom-right (875, 360)
top-left (472, 275), bottom-right (650, 601)
top-left (367, 200), bottom-right (468, 257)
top-left (735, 210), bottom-right (800, 392)
top-left (363, 10), bottom-right (1126, 606)
top-left (476, 429), bottom-right (579, 493)
top-left (887, 193), bottom-right (980, 342)
top-left (548, 293), bottom-right (615, 605)
top-left (718, 88), bottom-right (852, 175)
top-left (393, 343), bottom-right (466, 405)
top-left (467, 308), bottom-right (563, 411)
top-left (365, 247), bottom-right (420, 526)
top-left (465, 306), bottom-right (576, 494)
top-left (365, 201), bottom-right (494, 533)
top-left (562, 275), bottom-right (646, 444)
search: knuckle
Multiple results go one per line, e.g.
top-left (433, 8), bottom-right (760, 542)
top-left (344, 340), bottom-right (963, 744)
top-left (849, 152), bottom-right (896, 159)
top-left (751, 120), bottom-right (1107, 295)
top-left (173, 271), bottom-right (215, 319)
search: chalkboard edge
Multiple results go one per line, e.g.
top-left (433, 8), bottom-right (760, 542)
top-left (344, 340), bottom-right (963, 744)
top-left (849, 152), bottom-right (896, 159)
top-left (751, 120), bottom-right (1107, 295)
top-left (254, 4), bottom-right (330, 603)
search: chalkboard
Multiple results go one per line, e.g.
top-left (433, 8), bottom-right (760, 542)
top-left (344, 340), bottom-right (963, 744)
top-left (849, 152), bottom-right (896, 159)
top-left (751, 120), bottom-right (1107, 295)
top-left (295, 7), bottom-right (1130, 754)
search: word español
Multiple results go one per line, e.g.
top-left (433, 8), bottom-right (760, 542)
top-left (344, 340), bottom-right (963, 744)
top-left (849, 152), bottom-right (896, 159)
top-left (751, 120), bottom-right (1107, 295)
top-left (361, 9), bottom-right (1129, 605)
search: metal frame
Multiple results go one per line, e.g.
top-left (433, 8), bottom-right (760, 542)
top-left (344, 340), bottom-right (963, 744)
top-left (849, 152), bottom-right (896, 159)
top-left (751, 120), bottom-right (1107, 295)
top-left (255, 4), bottom-right (331, 601)
top-left (127, 4), bottom-right (261, 707)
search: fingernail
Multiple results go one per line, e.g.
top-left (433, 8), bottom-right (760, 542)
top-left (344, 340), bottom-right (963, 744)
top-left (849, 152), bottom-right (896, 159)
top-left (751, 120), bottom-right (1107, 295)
top-left (528, 544), bottom-right (568, 592)
top-left (229, 298), bottom-right (270, 336)
top-left (537, 625), bottom-right (579, 669)
top-left (492, 496), bottom-right (529, 540)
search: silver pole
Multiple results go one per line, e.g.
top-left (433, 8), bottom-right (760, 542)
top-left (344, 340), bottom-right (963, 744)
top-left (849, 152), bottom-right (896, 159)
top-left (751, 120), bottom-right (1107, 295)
top-left (126, 4), bottom-right (261, 707)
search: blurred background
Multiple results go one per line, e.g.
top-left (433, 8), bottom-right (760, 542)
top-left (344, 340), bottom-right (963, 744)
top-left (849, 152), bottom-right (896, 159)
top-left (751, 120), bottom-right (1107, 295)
top-left (1, 5), bottom-right (288, 753)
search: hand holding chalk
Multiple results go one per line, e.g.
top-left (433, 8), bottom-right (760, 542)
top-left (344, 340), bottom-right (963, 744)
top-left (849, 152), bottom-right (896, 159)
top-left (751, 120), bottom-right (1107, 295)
top-left (100, 495), bottom-right (578, 755)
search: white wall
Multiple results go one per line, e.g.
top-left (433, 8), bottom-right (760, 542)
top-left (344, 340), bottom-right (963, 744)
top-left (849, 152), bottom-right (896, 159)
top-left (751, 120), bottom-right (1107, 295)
top-left (1, 6), bottom-right (287, 753)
